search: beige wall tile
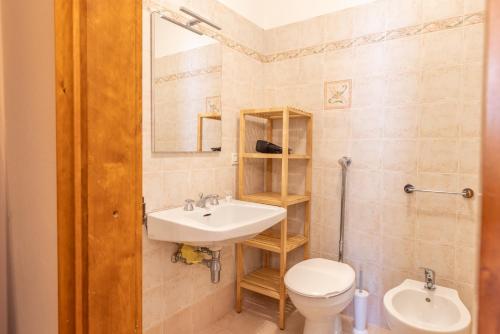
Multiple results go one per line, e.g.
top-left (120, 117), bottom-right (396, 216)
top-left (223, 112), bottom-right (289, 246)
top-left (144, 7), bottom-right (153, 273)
top-left (351, 140), bottom-right (383, 170)
top-left (416, 210), bottom-right (457, 245)
top-left (352, 76), bottom-right (387, 108)
top-left (351, 109), bottom-right (384, 139)
top-left (455, 247), bottom-right (477, 284)
top-left (323, 49), bottom-right (355, 81)
top-left (383, 140), bottom-right (418, 172)
top-left (422, 29), bottom-right (464, 70)
top-left (163, 171), bottom-right (190, 207)
top-left (345, 230), bottom-right (382, 264)
top-left (382, 236), bottom-right (415, 271)
top-left (383, 36), bottom-right (422, 74)
top-left (143, 247), bottom-right (165, 290)
top-left (298, 16), bottom-right (325, 48)
top-left (463, 24), bottom-right (485, 63)
top-left (144, 172), bottom-right (165, 211)
top-left (381, 268), bottom-right (412, 293)
top-left (143, 286), bottom-right (163, 330)
top-left (460, 102), bottom-right (482, 137)
top-left (353, 0), bottom-right (388, 37)
top-left (422, 0), bottom-right (464, 22)
top-left (421, 66), bottom-right (461, 103)
top-left (162, 307), bottom-right (193, 334)
top-left (145, 323), bottom-right (162, 334)
top-left (272, 24), bottom-right (301, 52)
top-left (354, 43), bottom-right (387, 77)
top-left (347, 199), bottom-right (381, 235)
top-left (415, 241), bottom-right (455, 281)
top-left (416, 173), bottom-right (459, 214)
top-left (382, 204), bottom-right (416, 239)
top-left (418, 139), bottom-right (459, 173)
top-left (349, 170), bottom-right (382, 202)
top-left (321, 222), bottom-right (340, 258)
top-left (324, 9), bottom-right (354, 42)
top-left (299, 54), bottom-right (324, 85)
top-left (322, 112), bottom-right (351, 139)
top-left (462, 62), bottom-right (484, 101)
top-left (387, 0), bottom-right (423, 30)
top-left (464, 0), bottom-right (486, 13)
top-left (383, 105), bottom-right (419, 138)
top-left (385, 72), bottom-right (421, 106)
top-left (459, 139), bottom-right (481, 174)
top-left (420, 102), bottom-right (460, 138)
top-left (382, 171), bottom-right (418, 205)
top-left (456, 214), bottom-right (480, 248)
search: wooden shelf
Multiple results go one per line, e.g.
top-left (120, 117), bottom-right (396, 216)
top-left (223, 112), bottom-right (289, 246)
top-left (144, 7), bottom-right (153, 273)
top-left (241, 192), bottom-right (310, 206)
top-left (237, 106), bottom-right (312, 330)
top-left (244, 230), bottom-right (308, 253)
top-left (198, 112), bottom-right (221, 120)
top-left (197, 112), bottom-right (222, 151)
top-left (240, 268), bottom-right (281, 299)
top-left (241, 106), bottom-right (311, 120)
top-left (241, 153), bottom-right (311, 160)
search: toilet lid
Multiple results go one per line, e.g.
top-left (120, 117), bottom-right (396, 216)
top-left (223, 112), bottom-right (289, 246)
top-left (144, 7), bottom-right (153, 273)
top-left (284, 258), bottom-right (355, 298)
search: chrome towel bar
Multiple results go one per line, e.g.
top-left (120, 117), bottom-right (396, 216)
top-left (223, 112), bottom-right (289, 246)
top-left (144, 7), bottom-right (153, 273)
top-left (404, 184), bottom-right (474, 199)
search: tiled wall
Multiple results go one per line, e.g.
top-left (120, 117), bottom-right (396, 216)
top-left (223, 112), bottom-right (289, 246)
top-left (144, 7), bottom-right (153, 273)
top-left (262, 0), bottom-right (484, 328)
top-left (143, 1), bottom-right (266, 333)
top-left (143, 0), bottom-right (485, 331)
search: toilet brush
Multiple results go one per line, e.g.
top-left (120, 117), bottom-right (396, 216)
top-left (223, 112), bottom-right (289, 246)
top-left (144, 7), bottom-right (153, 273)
top-left (353, 269), bottom-right (369, 334)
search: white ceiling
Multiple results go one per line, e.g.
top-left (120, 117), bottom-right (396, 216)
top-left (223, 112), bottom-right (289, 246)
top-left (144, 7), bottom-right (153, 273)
top-left (217, 0), bottom-right (376, 29)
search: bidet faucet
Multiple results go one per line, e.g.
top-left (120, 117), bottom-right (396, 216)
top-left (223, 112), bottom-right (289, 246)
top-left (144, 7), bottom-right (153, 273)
top-left (421, 267), bottom-right (436, 290)
top-left (196, 193), bottom-right (219, 208)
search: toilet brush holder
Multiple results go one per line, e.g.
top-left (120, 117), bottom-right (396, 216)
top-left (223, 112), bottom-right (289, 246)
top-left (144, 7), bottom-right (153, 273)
top-left (353, 289), bottom-right (369, 334)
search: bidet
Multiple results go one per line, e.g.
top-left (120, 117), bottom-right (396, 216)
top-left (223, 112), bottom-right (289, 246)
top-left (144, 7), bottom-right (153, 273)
top-left (383, 279), bottom-right (471, 334)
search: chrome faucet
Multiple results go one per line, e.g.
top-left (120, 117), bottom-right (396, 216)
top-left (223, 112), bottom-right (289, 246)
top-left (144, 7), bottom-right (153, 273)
top-left (421, 267), bottom-right (436, 290)
top-left (196, 193), bottom-right (219, 208)
top-left (183, 199), bottom-right (195, 211)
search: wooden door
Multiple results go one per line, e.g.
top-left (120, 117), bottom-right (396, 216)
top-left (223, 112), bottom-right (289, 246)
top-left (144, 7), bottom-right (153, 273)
top-left (55, 1), bottom-right (142, 333)
top-left (479, 1), bottom-right (500, 332)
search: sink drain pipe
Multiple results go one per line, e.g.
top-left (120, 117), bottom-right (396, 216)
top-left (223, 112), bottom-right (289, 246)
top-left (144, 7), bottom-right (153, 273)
top-left (338, 156), bottom-right (351, 263)
top-left (171, 244), bottom-right (222, 283)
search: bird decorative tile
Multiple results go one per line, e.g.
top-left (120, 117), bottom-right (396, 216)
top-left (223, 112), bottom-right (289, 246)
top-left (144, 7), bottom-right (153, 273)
top-left (324, 79), bottom-right (352, 110)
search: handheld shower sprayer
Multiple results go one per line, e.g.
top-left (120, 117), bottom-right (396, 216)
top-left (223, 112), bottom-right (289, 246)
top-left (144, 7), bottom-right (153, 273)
top-left (338, 156), bottom-right (352, 169)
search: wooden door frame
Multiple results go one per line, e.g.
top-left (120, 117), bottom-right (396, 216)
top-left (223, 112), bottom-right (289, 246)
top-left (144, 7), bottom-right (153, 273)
top-left (480, 1), bottom-right (500, 332)
top-left (55, 1), bottom-right (142, 333)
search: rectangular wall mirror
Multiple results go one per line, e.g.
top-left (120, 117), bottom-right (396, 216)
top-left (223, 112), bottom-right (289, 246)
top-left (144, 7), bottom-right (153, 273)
top-left (151, 11), bottom-right (222, 153)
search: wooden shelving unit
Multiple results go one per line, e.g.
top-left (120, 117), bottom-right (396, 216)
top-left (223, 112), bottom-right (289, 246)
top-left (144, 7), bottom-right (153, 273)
top-left (236, 106), bottom-right (312, 329)
top-left (197, 112), bottom-right (221, 152)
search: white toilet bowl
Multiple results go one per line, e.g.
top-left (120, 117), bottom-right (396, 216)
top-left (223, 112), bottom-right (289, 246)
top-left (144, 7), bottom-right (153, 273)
top-left (285, 258), bottom-right (356, 334)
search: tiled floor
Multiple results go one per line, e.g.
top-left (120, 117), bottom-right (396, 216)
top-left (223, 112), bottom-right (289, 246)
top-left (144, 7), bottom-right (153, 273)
top-left (199, 310), bottom-right (391, 334)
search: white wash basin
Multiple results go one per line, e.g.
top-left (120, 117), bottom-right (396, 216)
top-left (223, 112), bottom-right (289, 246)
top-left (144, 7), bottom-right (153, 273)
top-left (147, 200), bottom-right (286, 247)
top-left (383, 279), bottom-right (471, 334)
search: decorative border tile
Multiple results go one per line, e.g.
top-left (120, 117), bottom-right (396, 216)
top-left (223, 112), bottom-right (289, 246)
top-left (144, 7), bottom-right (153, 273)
top-left (385, 25), bottom-right (423, 41)
top-left (146, 1), bottom-right (484, 65)
top-left (154, 65), bottom-right (222, 85)
top-left (464, 12), bottom-right (485, 26)
top-left (261, 12), bottom-right (484, 63)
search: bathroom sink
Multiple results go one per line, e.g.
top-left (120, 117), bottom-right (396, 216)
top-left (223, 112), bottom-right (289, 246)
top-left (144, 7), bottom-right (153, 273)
top-left (383, 279), bottom-right (471, 334)
top-left (147, 200), bottom-right (286, 248)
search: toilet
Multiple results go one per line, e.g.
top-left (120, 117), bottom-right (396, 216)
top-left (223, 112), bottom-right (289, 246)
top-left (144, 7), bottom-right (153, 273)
top-left (285, 258), bottom-right (356, 334)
